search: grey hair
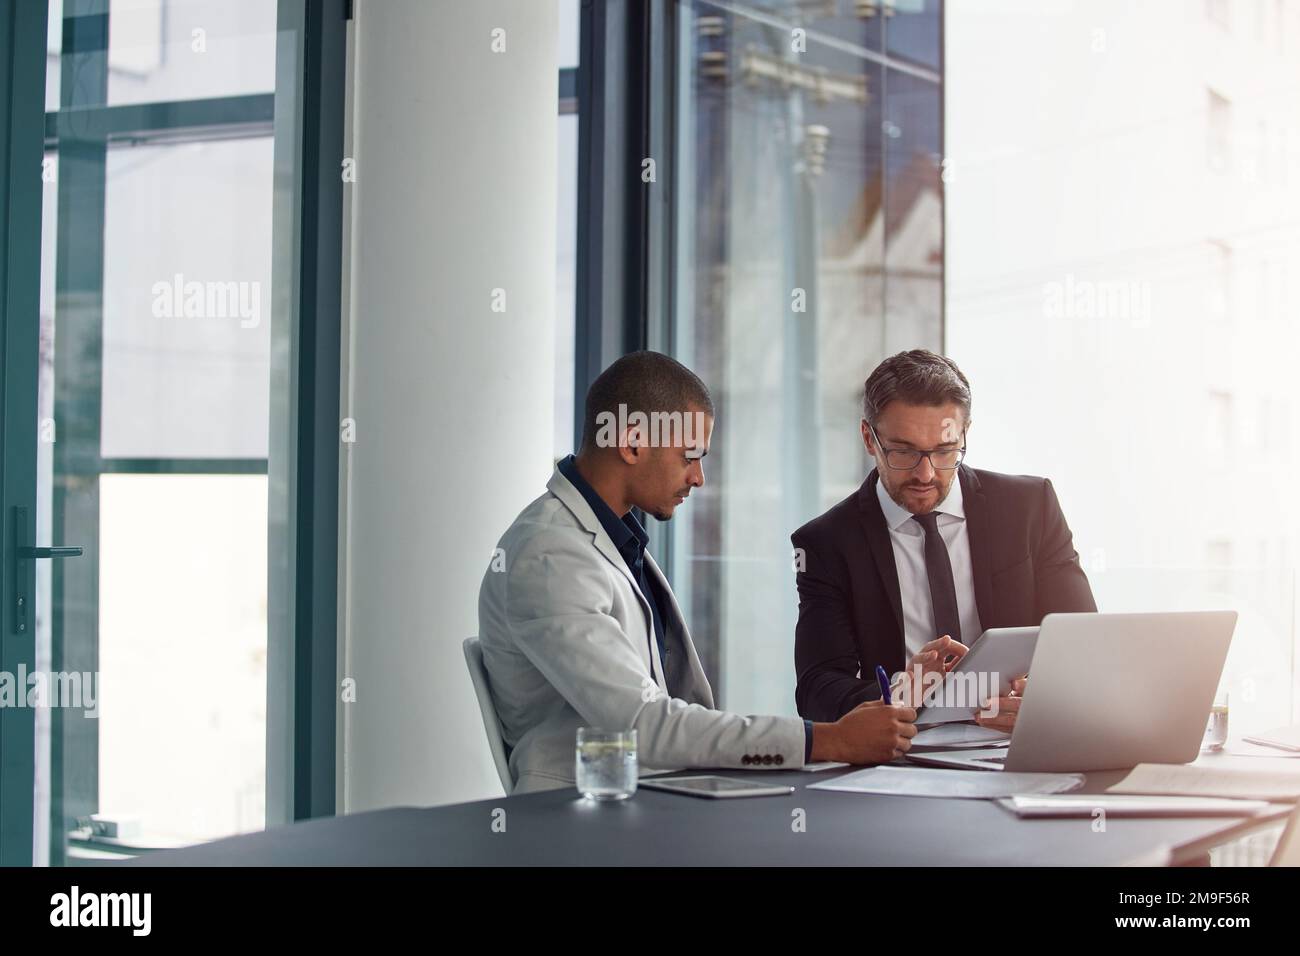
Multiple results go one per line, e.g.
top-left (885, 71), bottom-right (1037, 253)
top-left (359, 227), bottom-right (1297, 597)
top-left (862, 349), bottom-right (971, 425)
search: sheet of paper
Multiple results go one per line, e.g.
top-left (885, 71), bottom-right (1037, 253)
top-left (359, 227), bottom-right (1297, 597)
top-left (1107, 763), bottom-right (1300, 801)
top-left (997, 794), bottom-right (1271, 818)
top-left (801, 761), bottom-right (850, 772)
top-left (912, 723), bottom-right (1011, 749)
top-left (914, 705), bottom-right (983, 725)
top-left (808, 765), bottom-right (1083, 799)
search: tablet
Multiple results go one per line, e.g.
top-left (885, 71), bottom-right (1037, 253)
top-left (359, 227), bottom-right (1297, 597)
top-left (913, 626), bottom-right (1038, 726)
top-left (637, 775), bottom-right (796, 799)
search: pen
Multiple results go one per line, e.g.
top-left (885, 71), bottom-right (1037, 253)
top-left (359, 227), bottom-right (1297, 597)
top-left (875, 664), bottom-right (892, 705)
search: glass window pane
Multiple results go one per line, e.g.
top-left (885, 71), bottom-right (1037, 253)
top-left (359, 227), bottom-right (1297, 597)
top-left (97, 474), bottom-right (267, 842)
top-left (883, 66), bottom-right (943, 351)
top-left (558, 0), bottom-right (580, 70)
top-left (945, 0), bottom-right (1299, 731)
top-left (35, 153), bottom-right (60, 866)
top-left (107, 0), bottom-right (277, 106)
top-left (100, 138), bottom-right (273, 459)
top-left (45, 0), bottom-right (62, 112)
top-left (669, 1), bottom-right (942, 713)
top-left (885, 0), bottom-right (942, 69)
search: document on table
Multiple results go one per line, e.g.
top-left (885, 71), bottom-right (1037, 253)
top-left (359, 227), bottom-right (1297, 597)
top-left (912, 723), bottom-right (1011, 749)
top-left (1107, 763), bottom-right (1300, 801)
top-left (808, 765), bottom-right (1084, 799)
top-left (997, 794), bottom-right (1272, 818)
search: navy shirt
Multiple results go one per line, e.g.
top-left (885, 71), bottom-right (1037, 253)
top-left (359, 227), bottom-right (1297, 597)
top-left (558, 455), bottom-right (669, 680)
top-left (558, 455), bottom-right (814, 762)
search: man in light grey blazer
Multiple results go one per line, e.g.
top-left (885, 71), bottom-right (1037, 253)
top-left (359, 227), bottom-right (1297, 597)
top-left (479, 351), bottom-right (917, 793)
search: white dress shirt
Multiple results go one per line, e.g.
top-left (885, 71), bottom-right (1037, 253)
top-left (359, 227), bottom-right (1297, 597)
top-left (875, 476), bottom-right (983, 659)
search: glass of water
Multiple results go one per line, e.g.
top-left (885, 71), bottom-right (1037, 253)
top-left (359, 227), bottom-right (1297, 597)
top-left (575, 728), bottom-right (637, 800)
top-left (1202, 690), bottom-right (1229, 752)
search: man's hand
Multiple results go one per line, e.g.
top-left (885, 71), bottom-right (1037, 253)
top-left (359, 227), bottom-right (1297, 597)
top-left (973, 676), bottom-right (1028, 732)
top-left (811, 700), bottom-right (917, 765)
top-left (893, 634), bottom-right (969, 706)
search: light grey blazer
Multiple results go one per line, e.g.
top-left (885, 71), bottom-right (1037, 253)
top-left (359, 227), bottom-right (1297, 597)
top-left (478, 464), bottom-right (806, 793)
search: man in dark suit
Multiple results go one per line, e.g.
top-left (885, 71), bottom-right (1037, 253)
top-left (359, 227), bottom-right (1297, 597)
top-left (792, 349), bottom-right (1096, 731)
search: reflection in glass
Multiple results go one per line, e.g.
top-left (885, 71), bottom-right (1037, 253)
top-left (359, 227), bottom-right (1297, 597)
top-left (669, 1), bottom-right (944, 714)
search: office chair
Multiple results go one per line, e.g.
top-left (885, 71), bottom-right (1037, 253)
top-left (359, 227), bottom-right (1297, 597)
top-left (462, 637), bottom-right (514, 794)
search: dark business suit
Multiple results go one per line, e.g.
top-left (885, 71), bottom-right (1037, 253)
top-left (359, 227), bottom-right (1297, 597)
top-left (791, 464), bottom-right (1097, 723)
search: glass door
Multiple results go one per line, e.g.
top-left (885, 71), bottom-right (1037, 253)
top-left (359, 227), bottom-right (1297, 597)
top-left (3, 0), bottom-right (342, 869)
top-left (36, 0), bottom-right (279, 865)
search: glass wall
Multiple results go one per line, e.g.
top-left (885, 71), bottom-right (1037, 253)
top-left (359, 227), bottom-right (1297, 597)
top-left (668, 0), bottom-right (944, 714)
top-left (946, 0), bottom-right (1300, 732)
top-left (39, 0), bottom-right (279, 862)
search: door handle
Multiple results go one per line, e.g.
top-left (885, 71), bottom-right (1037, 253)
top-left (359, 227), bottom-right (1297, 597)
top-left (11, 506), bottom-right (83, 635)
top-left (17, 546), bottom-right (84, 559)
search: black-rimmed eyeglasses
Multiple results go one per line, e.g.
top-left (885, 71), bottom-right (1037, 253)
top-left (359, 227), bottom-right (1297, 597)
top-left (868, 422), bottom-right (966, 471)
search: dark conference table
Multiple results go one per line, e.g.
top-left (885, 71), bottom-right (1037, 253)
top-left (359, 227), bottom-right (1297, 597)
top-left (139, 762), bottom-right (1293, 867)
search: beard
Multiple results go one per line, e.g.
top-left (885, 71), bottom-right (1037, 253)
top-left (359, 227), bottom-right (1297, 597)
top-left (886, 476), bottom-right (953, 514)
top-left (650, 488), bottom-right (692, 522)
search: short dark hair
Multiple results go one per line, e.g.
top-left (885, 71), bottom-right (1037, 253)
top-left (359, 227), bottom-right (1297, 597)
top-left (862, 349), bottom-right (971, 426)
top-left (581, 350), bottom-right (715, 451)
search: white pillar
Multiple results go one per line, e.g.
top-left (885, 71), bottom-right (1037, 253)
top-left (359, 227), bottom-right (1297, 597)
top-left (342, 0), bottom-right (558, 810)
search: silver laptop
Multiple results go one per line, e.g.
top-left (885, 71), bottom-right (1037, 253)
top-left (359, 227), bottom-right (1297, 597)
top-left (906, 610), bottom-right (1237, 772)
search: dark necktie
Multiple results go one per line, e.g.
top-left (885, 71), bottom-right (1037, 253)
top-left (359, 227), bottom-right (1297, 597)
top-left (912, 511), bottom-right (961, 643)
